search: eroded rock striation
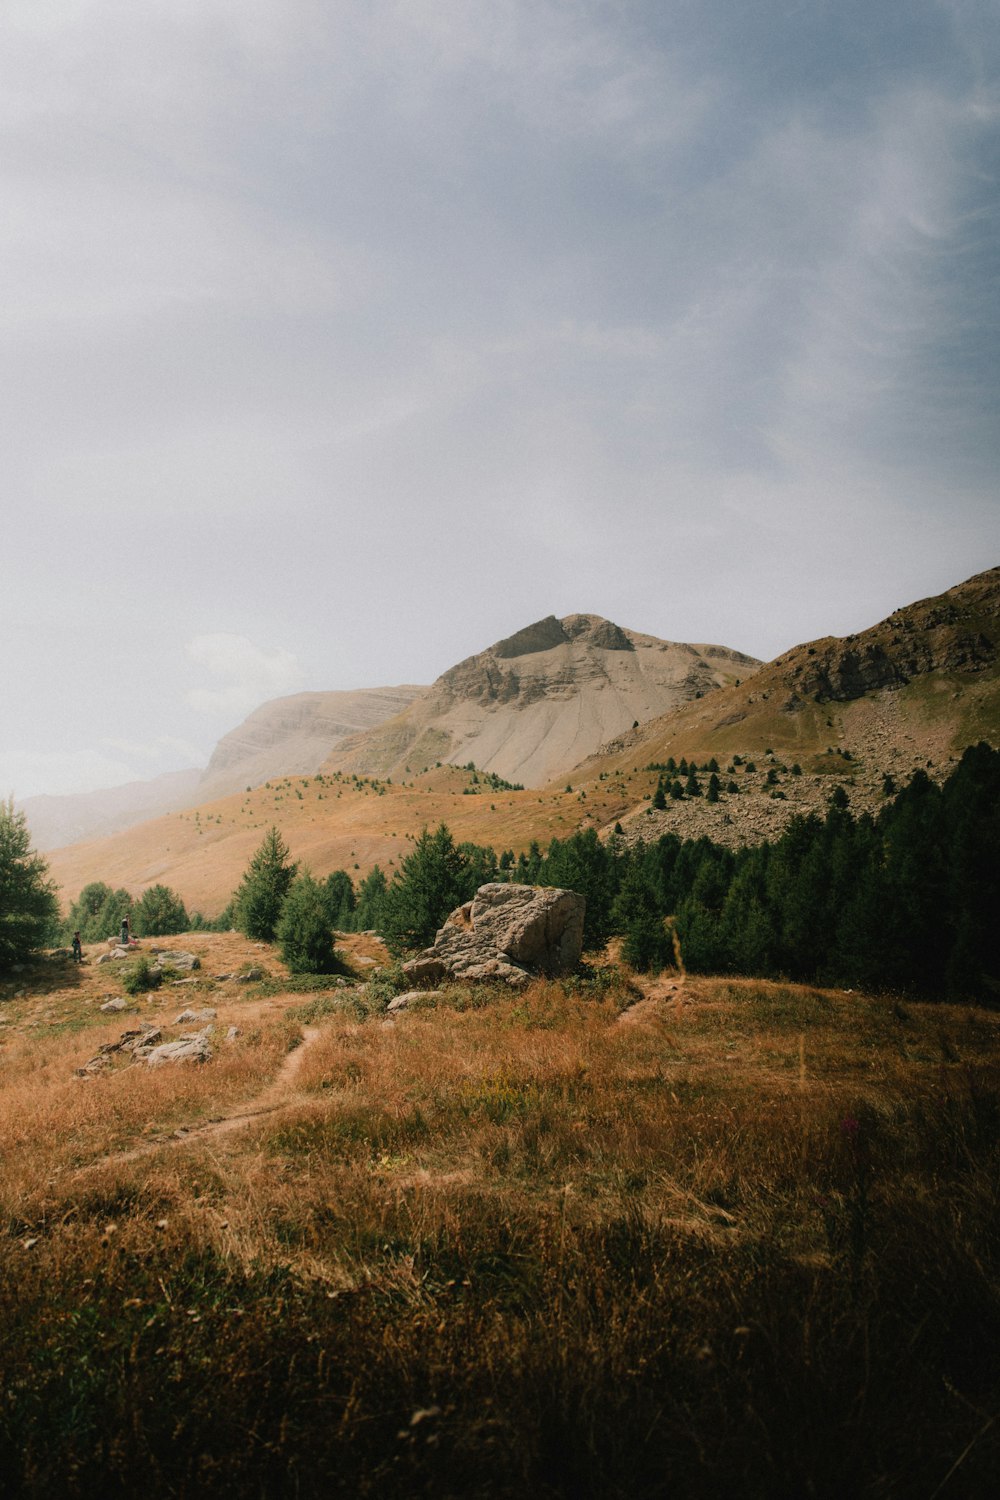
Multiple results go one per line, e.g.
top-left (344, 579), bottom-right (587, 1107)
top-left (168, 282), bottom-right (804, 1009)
top-left (402, 883), bottom-right (586, 989)
top-left (323, 614), bottom-right (760, 787)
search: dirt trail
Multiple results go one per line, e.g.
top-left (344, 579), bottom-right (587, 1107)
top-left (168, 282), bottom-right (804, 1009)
top-left (71, 1023), bottom-right (325, 1177)
top-left (617, 975), bottom-right (690, 1025)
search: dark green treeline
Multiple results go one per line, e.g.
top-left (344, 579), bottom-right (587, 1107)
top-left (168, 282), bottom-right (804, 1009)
top-left (332, 744), bottom-right (999, 1004)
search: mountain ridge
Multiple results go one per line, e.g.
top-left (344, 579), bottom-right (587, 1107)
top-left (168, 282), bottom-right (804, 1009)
top-left (320, 612), bottom-right (760, 787)
top-left (38, 568), bottom-right (1000, 913)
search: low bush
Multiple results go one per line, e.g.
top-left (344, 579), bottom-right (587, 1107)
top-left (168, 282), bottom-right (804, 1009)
top-left (122, 956), bottom-right (162, 995)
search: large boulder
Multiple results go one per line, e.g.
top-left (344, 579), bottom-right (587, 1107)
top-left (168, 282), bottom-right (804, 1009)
top-left (402, 883), bottom-right (585, 989)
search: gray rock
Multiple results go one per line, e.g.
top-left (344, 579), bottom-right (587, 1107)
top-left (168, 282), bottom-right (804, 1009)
top-left (100, 996), bottom-right (132, 1013)
top-left (233, 967), bottom-right (264, 983)
top-left (398, 956), bottom-right (448, 986)
top-left (386, 990), bottom-right (418, 1013)
top-left (146, 1030), bottom-right (213, 1067)
top-left (150, 950), bottom-right (201, 971)
top-left (76, 1023), bottom-right (162, 1075)
top-left (402, 883), bottom-right (585, 989)
top-left (173, 1008), bottom-right (217, 1024)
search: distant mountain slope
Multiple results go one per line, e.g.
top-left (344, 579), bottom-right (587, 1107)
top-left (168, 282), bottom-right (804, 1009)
top-left (42, 571), bottom-right (999, 909)
top-left (20, 769), bottom-right (203, 853)
top-left (197, 685), bottom-right (426, 801)
top-left (577, 565), bottom-right (1000, 846)
top-left (322, 614), bottom-right (761, 787)
top-left (23, 685), bottom-right (426, 852)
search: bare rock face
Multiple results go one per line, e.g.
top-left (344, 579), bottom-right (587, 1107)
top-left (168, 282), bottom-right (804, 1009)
top-left (403, 883), bottom-right (586, 989)
top-left (323, 614), bottom-right (761, 787)
top-left (198, 685), bottom-right (426, 800)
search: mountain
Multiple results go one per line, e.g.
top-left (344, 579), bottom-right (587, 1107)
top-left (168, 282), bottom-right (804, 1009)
top-left (20, 685), bottom-right (426, 852)
top-left (577, 565), bottom-right (1000, 846)
top-left (19, 769), bottom-right (203, 853)
top-left (321, 614), bottom-right (761, 787)
top-left (41, 572), bottom-right (999, 912)
top-left (197, 685), bottom-right (426, 801)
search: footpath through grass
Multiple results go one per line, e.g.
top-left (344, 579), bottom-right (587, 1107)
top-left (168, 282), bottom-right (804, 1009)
top-left (1, 962), bottom-right (999, 1497)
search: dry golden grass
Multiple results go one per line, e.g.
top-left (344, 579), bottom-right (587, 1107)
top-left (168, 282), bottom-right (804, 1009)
top-left (2, 938), bottom-right (999, 1497)
top-left (45, 768), bottom-right (627, 917)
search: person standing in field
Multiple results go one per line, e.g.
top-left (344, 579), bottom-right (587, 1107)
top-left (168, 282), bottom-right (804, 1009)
top-left (120, 913), bottom-right (130, 946)
top-left (71, 931), bottom-right (82, 963)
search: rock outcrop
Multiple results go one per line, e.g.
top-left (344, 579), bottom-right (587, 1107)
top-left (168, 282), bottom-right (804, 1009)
top-left (322, 614), bottom-right (760, 788)
top-left (146, 1028), bottom-right (213, 1068)
top-left (402, 883), bottom-right (586, 989)
top-left (198, 685), bottom-right (427, 800)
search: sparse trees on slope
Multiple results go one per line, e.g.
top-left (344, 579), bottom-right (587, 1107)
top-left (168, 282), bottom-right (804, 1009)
top-left (234, 826), bottom-right (297, 941)
top-left (0, 798), bottom-right (60, 972)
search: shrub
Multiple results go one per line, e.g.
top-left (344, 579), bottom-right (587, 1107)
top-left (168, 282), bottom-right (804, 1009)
top-left (122, 956), bottom-right (162, 995)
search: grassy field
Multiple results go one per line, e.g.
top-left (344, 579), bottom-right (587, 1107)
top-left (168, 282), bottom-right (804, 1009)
top-left (1, 933), bottom-right (999, 1497)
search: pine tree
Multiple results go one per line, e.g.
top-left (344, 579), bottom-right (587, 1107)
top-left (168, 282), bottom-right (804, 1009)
top-left (538, 829), bottom-right (615, 948)
top-left (63, 882), bottom-right (134, 943)
top-left (652, 778), bottom-right (667, 810)
top-left (612, 856), bottom-right (673, 973)
top-left (0, 798), bottom-right (60, 971)
top-left (321, 870), bottom-right (356, 931)
top-left (133, 884), bottom-right (189, 937)
top-left (234, 826), bottom-right (297, 941)
top-left (276, 872), bottom-right (340, 973)
top-left (354, 866), bottom-right (389, 932)
top-left (381, 825), bottom-right (471, 951)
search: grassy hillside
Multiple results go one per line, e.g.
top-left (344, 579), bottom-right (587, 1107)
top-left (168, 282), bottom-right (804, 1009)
top-left (1, 935), bottom-right (998, 1495)
top-left (45, 765), bottom-right (632, 918)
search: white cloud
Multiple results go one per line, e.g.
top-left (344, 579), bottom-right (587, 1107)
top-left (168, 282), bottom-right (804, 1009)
top-left (185, 634), bottom-right (305, 718)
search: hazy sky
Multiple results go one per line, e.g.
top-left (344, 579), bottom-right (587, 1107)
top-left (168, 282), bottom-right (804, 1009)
top-left (3, 0), bottom-right (998, 799)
